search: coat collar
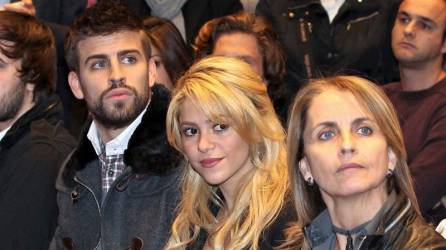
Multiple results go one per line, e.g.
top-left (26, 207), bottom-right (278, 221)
top-left (61, 84), bottom-right (182, 185)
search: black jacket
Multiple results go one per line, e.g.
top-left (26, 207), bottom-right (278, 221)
top-left (35, 0), bottom-right (242, 45)
top-left (257, 0), bottom-right (401, 109)
top-left (50, 85), bottom-right (184, 250)
top-left (188, 196), bottom-right (297, 250)
top-left (305, 193), bottom-right (446, 250)
top-left (0, 94), bottom-right (75, 249)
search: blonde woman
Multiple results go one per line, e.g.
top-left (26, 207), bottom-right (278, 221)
top-left (282, 76), bottom-right (446, 249)
top-left (165, 56), bottom-right (295, 250)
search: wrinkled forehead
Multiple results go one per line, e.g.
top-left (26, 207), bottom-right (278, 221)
top-left (305, 88), bottom-right (375, 128)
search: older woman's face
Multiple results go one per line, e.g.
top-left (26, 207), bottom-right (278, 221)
top-left (300, 88), bottom-right (395, 201)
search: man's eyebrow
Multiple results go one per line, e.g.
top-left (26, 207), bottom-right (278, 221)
top-left (117, 49), bottom-right (142, 57)
top-left (418, 16), bottom-right (436, 26)
top-left (399, 11), bottom-right (436, 27)
top-left (84, 54), bottom-right (107, 65)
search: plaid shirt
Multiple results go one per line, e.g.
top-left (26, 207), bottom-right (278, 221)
top-left (99, 143), bottom-right (126, 194)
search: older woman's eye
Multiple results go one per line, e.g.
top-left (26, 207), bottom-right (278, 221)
top-left (357, 126), bottom-right (373, 136)
top-left (318, 131), bottom-right (335, 141)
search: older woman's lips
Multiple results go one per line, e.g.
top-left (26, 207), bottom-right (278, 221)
top-left (200, 158), bottom-right (223, 168)
top-left (337, 163), bottom-right (365, 172)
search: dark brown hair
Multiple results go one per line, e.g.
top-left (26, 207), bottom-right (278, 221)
top-left (194, 12), bottom-right (285, 86)
top-left (0, 11), bottom-right (56, 101)
top-left (64, 1), bottom-right (151, 72)
top-left (143, 16), bottom-right (191, 87)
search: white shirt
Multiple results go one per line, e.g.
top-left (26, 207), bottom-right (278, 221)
top-left (0, 126), bottom-right (11, 142)
top-left (320, 0), bottom-right (346, 23)
top-left (87, 105), bottom-right (149, 157)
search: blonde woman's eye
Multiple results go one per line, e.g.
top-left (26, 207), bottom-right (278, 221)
top-left (357, 126), bottom-right (373, 136)
top-left (182, 127), bottom-right (198, 136)
top-left (214, 124), bottom-right (228, 132)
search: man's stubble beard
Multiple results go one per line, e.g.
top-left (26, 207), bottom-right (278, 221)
top-left (88, 84), bottom-right (150, 130)
top-left (0, 82), bottom-right (26, 122)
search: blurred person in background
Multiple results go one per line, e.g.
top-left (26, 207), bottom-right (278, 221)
top-left (144, 16), bottom-right (192, 90)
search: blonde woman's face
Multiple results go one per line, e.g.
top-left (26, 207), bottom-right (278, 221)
top-left (300, 89), bottom-right (395, 202)
top-left (179, 98), bottom-right (253, 197)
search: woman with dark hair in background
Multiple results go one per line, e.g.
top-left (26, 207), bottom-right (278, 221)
top-left (144, 16), bottom-right (191, 90)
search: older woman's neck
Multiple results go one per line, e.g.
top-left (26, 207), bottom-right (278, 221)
top-left (322, 187), bottom-right (389, 230)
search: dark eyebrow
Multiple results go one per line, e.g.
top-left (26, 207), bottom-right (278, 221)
top-left (84, 54), bottom-right (107, 66)
top-left (418, 16), bottom-right (436, 26)
top-left (312, 117), bottom-right (372, 131)
top-left (399, 11), bottom-right (436, 27)
top-left (236, 55), bottom-right (254, 64)
top-left (179, 121), bottom-right (196, 127)
top-left (312, 121), bottom-right (337, 131)
top-left (83, 49), bottom-right (142, 65)
top-left (352, 117), bottom-right (372, 127)
top-left (117, 49), bottom-right (142, 58)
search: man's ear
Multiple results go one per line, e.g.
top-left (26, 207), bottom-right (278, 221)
top-left (25, 82), bottom-right (35, 93)
top-left (299, 156), bottom-right (313, 181)
top-left (388, 148), bottom-right (397, 172)
top-left (68, 71), bottom-right (84, 100)
top-left (148, 57), bottom-right (156, 88)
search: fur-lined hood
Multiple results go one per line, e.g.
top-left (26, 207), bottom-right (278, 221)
top-left (60, 84), bottom-right (182, 185)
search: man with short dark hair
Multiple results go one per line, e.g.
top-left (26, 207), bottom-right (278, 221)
top-left (384, 0), bottom-right (446, 225)
top-left (50, 2), bottom-right (182, 249)
top-left (0, 11), bottom-right (75, 249)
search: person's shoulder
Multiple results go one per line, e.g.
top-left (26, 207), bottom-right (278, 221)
top-left (382, 81), bottom-right (402, 91)
top-left (28, 119), bottom-right (76, 154)
top-left (402, 215), bottom-right (446, 249)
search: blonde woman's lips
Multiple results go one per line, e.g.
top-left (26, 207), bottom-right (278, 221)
top-left (200, 158), bottom-right (223, 168)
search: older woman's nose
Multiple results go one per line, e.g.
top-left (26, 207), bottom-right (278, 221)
top-left (339, 132), bottom-right (357, 156)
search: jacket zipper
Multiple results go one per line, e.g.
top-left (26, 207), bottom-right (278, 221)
top-left (289, 0), bottom-right (319, 10)
top-left (74, 176), bottom-right (102, 249)
top-left (347, 11), bottom-right (379, 31)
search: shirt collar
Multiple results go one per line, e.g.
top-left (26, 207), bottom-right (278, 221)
top-left (305, 191), bottom-right (397, 249)
top-left (0, 126), bottom-right (12, 142)
top-left (87, 102), bottom-right (149, 156)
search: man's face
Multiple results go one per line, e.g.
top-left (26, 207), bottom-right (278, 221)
top-left (392, 0), bottom-right (446, 68)
top-left (69, 31), bottom-right (156, 129)
top-left (212, 32), bottom-right (264, 78)
top-left (0, 49), bottom-right (26, 124)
